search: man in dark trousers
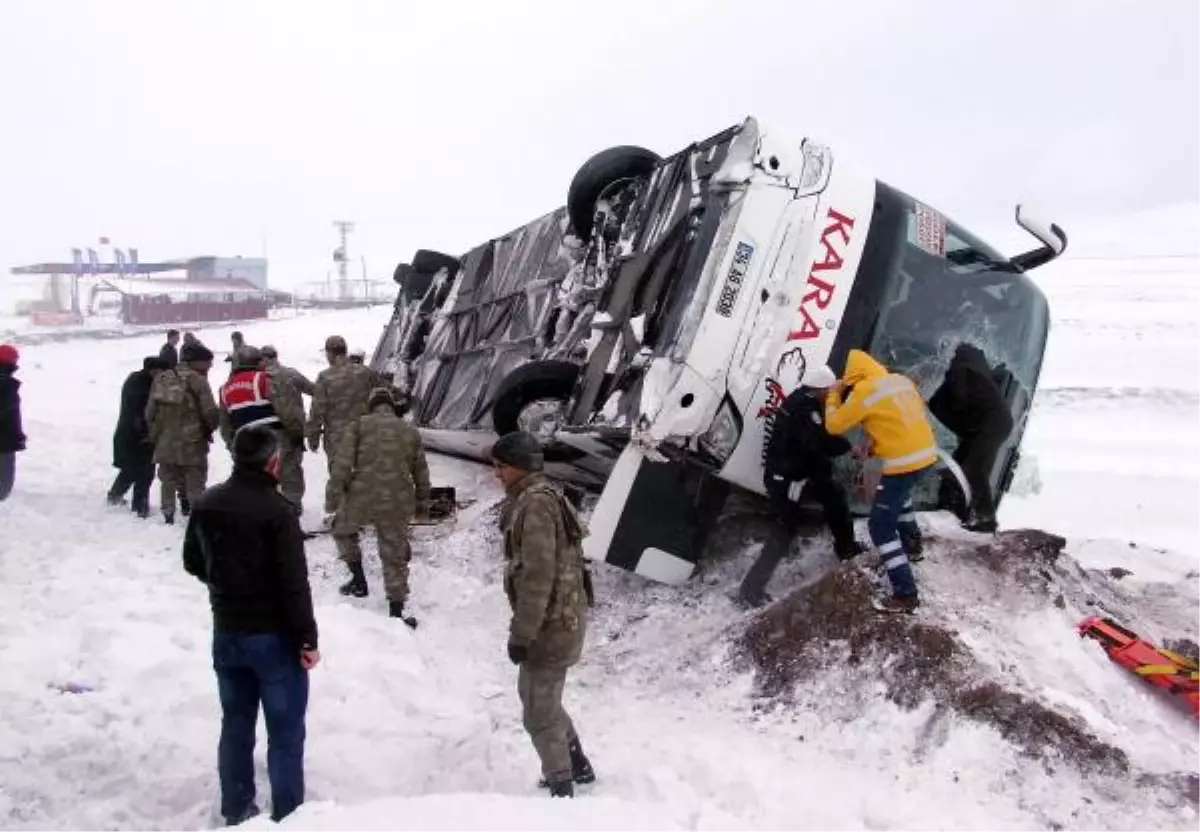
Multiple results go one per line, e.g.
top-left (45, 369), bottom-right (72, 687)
top-left (0, 343), bottom-right (26, 502)
top-left (928, 343), bottom-right (1014, 533)
top-left (160, 329), bottom-right (180, 368)
top-left (492, 431), bottom-right (595, 797)
top-left (738, 365), bottom-right (861, 608)
top-left (108, 356), bottom-right (169, 517)
top-left (183, 427), bottom-right (320, 825)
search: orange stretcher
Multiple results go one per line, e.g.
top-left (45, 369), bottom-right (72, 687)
top-left (1077, 616), bottom-right (1199, 717)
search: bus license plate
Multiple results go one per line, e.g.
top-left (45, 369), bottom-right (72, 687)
top-left (715, 241), bottom-right (754, 318)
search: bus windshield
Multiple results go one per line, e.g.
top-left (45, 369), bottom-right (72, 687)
top-left (869, 189), bottom-right (1049, 396)
top-left (835, 183), bottom-right (1050, 513)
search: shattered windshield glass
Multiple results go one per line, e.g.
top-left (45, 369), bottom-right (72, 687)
top-left (837, 186), bottom-right (1050, 514)
top-left (870, 200), bottom-right (1048, 396)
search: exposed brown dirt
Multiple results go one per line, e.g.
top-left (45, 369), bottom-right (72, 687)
top-left (737, 530), bottom-right (1132, 776)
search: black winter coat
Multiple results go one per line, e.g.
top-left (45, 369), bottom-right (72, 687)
top-left (764, 388), bottom-right (851, 482)
top-left (183, 467), bottom-right (318, 649)
top-left (0, 369), bottom-right (25, 454)
top-left (113, 370), bottom-right (156, 469)
top-left (928, 344), bottom-right (1014, 439)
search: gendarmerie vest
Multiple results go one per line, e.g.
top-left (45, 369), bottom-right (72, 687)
top-left (220, 370), bottom-right (280, 433)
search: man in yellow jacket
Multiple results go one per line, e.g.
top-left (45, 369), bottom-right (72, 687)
top-left (825, 349), bottom-right (938, 613)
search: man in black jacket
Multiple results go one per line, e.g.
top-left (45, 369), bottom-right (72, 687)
top-left (928, 343), bottom-right (1015, 533)
top-left (738, 365), bottom-right (861, 607)
top-left (107, 356), bottom-right (169, 517)
top-left (183, 427), bottom-right (320, 825)
top-left (0, 343), bottom-right (25, 503)
top-left (159, 329), bottom-right (180, 369)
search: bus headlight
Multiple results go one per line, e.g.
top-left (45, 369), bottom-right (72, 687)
top-left (699, 400), bottom-right (742, 462)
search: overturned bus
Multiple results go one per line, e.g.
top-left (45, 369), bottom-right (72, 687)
top-left (372, 116), bottom-right (1066, 583)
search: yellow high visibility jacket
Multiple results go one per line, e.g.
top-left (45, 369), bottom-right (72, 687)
top-left (825, 350), bottom-right (937, 476)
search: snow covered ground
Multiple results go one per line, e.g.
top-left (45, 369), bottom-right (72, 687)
top-left (0, 213), bottom-right (1197, 830)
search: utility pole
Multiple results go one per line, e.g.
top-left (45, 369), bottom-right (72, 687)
top-left (332, 220), bottom-right (355, 302)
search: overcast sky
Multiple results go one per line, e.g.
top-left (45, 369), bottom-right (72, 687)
top-left (0, 0), bottom-right (1196, 291)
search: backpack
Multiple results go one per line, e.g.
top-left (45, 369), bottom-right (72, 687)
top-left (152, 369), bottom-right (187, 405)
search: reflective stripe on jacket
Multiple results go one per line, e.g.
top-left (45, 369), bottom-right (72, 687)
top-left (825, 349), bottom-right (937, 475)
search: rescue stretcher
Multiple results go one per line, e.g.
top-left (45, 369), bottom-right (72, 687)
top-left (1077, 616), bottom-right (1199, 718)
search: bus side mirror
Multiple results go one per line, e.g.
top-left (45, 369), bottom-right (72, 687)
top-left (1010, 205), bottom-right (1068, 272)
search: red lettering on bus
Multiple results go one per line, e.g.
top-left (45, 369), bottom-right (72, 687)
top-left (785, 208), bottom-right (855, 342)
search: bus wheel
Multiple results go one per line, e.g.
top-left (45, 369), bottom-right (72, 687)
top-left (567, 146), bottom-right (660, 240)
top-left (411, 249), bottom-right (461, 277)
top-left (393, 262), bottom-right (435, 303)
top-left (492, 360), bottom-right (582, 443)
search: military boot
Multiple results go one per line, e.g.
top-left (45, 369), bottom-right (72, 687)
top-left (388, 600), bottom-right (417, 629)
top-left (547, 780), bottom-right (574, 798)
top-left (539, 738), bottom-right (595, 788)
top-left (163, 512), bottom-right (175, 526)
top-left (338, 563), bottom-right (368, 598)
top-left (568, 737), bottom-right (596, 784)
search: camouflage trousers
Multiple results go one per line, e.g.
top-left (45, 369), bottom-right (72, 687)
top-left (517, 662), bottom-right (580, 783)
top-left (333, 515), bottom-right (412, 603)
top-left (157, 462), bottom-right (207, 518)
top-left (277, 436), bottom-right (305, 511)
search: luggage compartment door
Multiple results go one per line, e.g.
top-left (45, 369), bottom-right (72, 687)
top-left (583, 446), bottom-right (724, 584)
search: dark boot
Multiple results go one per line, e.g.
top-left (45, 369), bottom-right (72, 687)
top-left (388, 600), bottom-right (417, 629)
top-left (835, 540), bottom-right (867, 562)
top-left (106, 493), bottom-right (126, 507)
top-left (568, 737), bottom-right (595, 784)
top-left (547, 780), bottom-right (574, 798)
top-left (872, 594), bottom-right (920, 614)
top-left (180, 497), bottom-right (191, 517)
top-left (964, 513), bottom-right (998, 533)
top-left (540, 739), bottom-right (596, 788)
top-left (163, 512), bottom-right (175, 526)
top-left (339, 563), bottom-right (368, 597)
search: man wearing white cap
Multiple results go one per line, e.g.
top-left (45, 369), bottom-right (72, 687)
top-left (738, 364), bottom-right (860, 607)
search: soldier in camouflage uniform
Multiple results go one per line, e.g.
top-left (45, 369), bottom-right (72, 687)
top-left (260, 346), bottom-right (310, 513)
top-left (262, 345), bottom-right (315, 398)
top-left (349, 347), bottom-right (387, 391)
top-left (146, 343), bottom-right (220, 524)
top-left (492, 431), bottom-right (595, 798)
top-left (326, 387), bottom-right (431, 627)
top-left (306, 335), bottom-right (376, 473)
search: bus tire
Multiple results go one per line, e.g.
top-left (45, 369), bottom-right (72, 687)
top-left (567, 146), bottom-right (660, 240)
top-left (492, 360), bottom-right (582, 440)
top-left (411, 249), bottom-right (461, 277)
top-left (393, 262), bottom-right (436, 302)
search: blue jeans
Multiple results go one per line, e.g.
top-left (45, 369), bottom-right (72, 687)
top-left (868, 471), bottom-right (924, 598)
top-left (212, 631), bottom-right (309, 824)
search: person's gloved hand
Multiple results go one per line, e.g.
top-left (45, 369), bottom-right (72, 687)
top-left (507, 641), bottom-right (528, 665)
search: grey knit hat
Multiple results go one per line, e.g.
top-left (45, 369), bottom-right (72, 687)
top-left (490, 431), bottom-right (544, 472)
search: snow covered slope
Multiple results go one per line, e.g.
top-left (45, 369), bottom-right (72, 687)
top-left (0, 217), bottom-right (1197, 830)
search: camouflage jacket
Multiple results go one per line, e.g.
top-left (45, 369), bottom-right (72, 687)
top-left (264, 365), bottom-right (307, 442)
top-left (500, 473), bottom-right (590, 665)
top-left (266, 359), bottom-right (315, 398)
top-left (146, 366), bottom-right (220, 466)
top-left (306, 358), bottom-right (375, 449)
top-left (325, 404), bottom-right (431, 520)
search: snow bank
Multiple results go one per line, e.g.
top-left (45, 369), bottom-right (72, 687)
top-left (253, 793), bottom-right (737, 831)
